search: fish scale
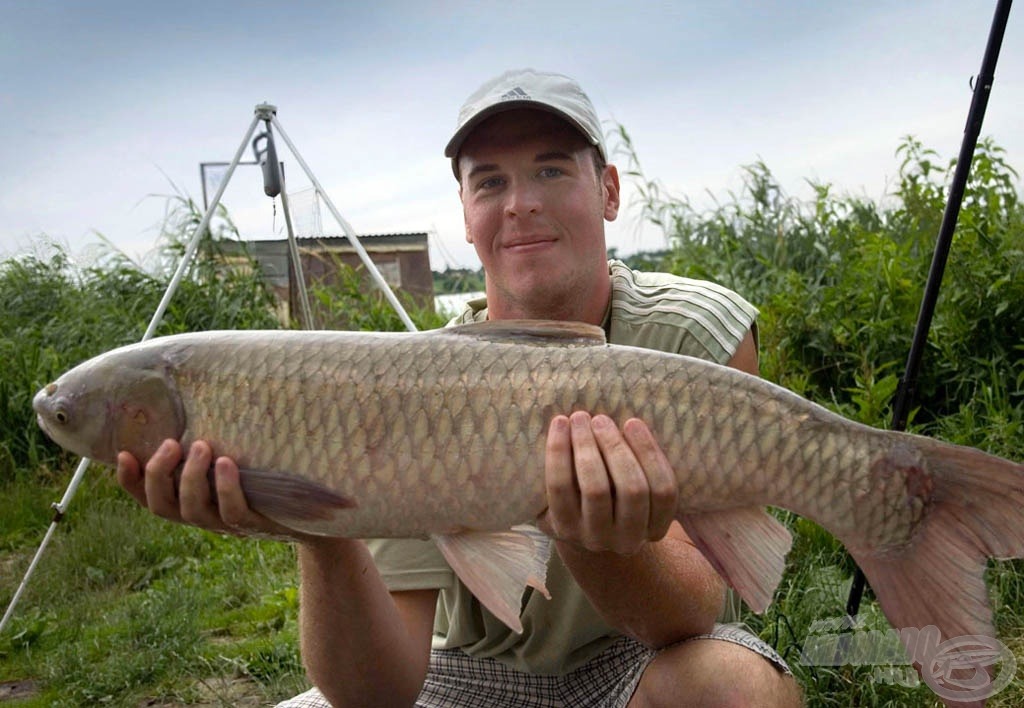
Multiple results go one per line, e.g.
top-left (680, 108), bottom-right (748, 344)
top-left (33, 320), bottom-right (1024, 705)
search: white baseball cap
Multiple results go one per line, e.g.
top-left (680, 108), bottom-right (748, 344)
top-left (444, 69), bottom-right (607, 171)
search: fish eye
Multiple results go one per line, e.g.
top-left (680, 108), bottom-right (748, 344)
top-left (55, 409), bottom-right (68, 425)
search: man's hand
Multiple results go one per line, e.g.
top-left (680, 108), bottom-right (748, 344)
top-left (537, 412), bottom-right (679, 555)
top-left (116, 439), bottom-right (305, 541)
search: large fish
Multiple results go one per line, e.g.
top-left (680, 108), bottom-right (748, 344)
top-left (33, 321), bottom-right (1024, 703)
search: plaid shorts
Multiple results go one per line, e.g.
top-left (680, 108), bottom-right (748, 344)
top-left (276, 623), bottom-right (790, 708)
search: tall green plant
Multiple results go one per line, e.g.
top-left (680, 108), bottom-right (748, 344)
top-left (308, 257), bottom-right (446, 332)
top-left (0, 197), bottom-right (280, 480)
top-left (619, 128), bottom-right (1023, 437)
top-left (620, 128), bottom-right (1024, 705)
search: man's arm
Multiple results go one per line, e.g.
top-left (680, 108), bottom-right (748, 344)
top-left (539, 329), bottom-right (759, 648)
top-left (297, 539), bottom-right (436, 707)
top-left (117, 442), bottom-right (435, 707)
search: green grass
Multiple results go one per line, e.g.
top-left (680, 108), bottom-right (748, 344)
top-left (0, 198), bottom-right (446, 705)
top-left (0, 474), bottom-right (307, 706)
top-left (4, 474), bottom-right (1024, 706)
top-left (748, 516), bottom-right (1024, 707)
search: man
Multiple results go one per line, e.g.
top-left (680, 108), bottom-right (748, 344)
top-left (118, 69), bottom-right (801, 706)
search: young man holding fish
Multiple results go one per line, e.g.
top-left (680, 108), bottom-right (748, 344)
top-left (117, 70), bottom-right (801, 706)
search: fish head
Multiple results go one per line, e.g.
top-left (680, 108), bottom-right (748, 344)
top-left (33, 346), bottom-right (185, 466)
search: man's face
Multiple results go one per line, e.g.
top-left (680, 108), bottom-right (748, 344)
top-left (457, 109), bottom-right (620, 320)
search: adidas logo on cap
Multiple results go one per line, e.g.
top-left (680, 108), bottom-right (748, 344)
top-left (444, 70), bottom-right (608, 164)
top-left (500, 87), bottom-right (530, 100)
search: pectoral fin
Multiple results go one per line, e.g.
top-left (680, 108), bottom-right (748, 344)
top-left (206, 467), bottom-right (356, 535)
top-left (433, 525), bottom-right (552, 634)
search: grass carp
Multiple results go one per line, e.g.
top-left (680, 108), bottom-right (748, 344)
top-left (33, 321), bottom-right (1024, 705)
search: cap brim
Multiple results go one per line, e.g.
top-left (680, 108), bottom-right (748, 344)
top-left (444, 100), bottom-right (599, 159)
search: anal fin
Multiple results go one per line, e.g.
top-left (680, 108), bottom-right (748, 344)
top-left (433, 525), bottom-right (552, 634)
top-left (678, 506), bottom-right (792, 613)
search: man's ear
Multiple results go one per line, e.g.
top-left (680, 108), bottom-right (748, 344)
top-left (459, 186), bottom-right (474, 244)
top-left (602, 164), bottom-right (621, 221)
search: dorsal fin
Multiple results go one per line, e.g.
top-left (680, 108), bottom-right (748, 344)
top-left (440, 320), bottom-right (606, 347)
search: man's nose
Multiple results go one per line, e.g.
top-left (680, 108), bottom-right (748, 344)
top-left (505, 180), bottom-right (542, 217)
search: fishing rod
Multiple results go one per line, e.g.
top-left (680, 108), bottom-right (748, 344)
top-left (844, 0), bottom-right (1013, 620)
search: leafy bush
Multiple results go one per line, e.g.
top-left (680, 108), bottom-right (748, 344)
top-left (0, 198), bottom-right (284, 480)
top-left (618, 128), bottom-right (1023, 706)
top-left (308, 254), bottom-right (447, 332)
top-left (619, 129), bottom-right (1023, 440)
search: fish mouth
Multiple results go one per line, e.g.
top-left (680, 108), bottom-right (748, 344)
top-left (32, 388), bottom-right (51, 428)
top-left (32, 384), bottom-right (65, 448)
top-left (35, 412), bottom-right (59, 449)
top-left (32, 387), bottom-right (45, 412)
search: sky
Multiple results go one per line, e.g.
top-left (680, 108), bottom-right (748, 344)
top-left (2, 0), bottom-right (1021, 272)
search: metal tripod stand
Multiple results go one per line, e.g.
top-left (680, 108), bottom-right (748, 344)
top-left (1, 103), bottom-right (418, 635)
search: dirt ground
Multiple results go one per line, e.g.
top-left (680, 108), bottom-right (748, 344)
top-left (138, 677), bottom-right (273, 707)
top-left (0, 680), bottom-right (38, 702)
top-left (0, 666), bottom-right (275, 707)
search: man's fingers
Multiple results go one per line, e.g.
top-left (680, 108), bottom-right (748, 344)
top-left (115, 439), bottom-right (303, 541)
top-left (623, 418), bottom-right (678, 541)
top-left (542, 415), bottom-right (578, 538)
top-left (178, 441), bottom-right (223, 529)
top-left (143, 439), bottom-right (185, 521)
top-left (544, 414), bottom-right (680, 554)
top-left (116, 451), bottom-right (147, 507)
top-left (591, 415), bottom-right (649, 553)
top-left (569, 411), bottom-right (614, 550)
top-left (214, 456), bottom-right (250, 528)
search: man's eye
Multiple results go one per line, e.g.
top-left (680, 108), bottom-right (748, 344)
top-left (538, 167), bottom-right (564, 178)
top-left (478, 177), bottom-right (504, 190)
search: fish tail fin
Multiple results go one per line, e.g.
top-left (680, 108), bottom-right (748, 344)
top-left (850, 439), bottom-right (1023, 705)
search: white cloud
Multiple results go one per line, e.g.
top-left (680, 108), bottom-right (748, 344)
top-left (2, 1), bottom-right (1020, 269)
